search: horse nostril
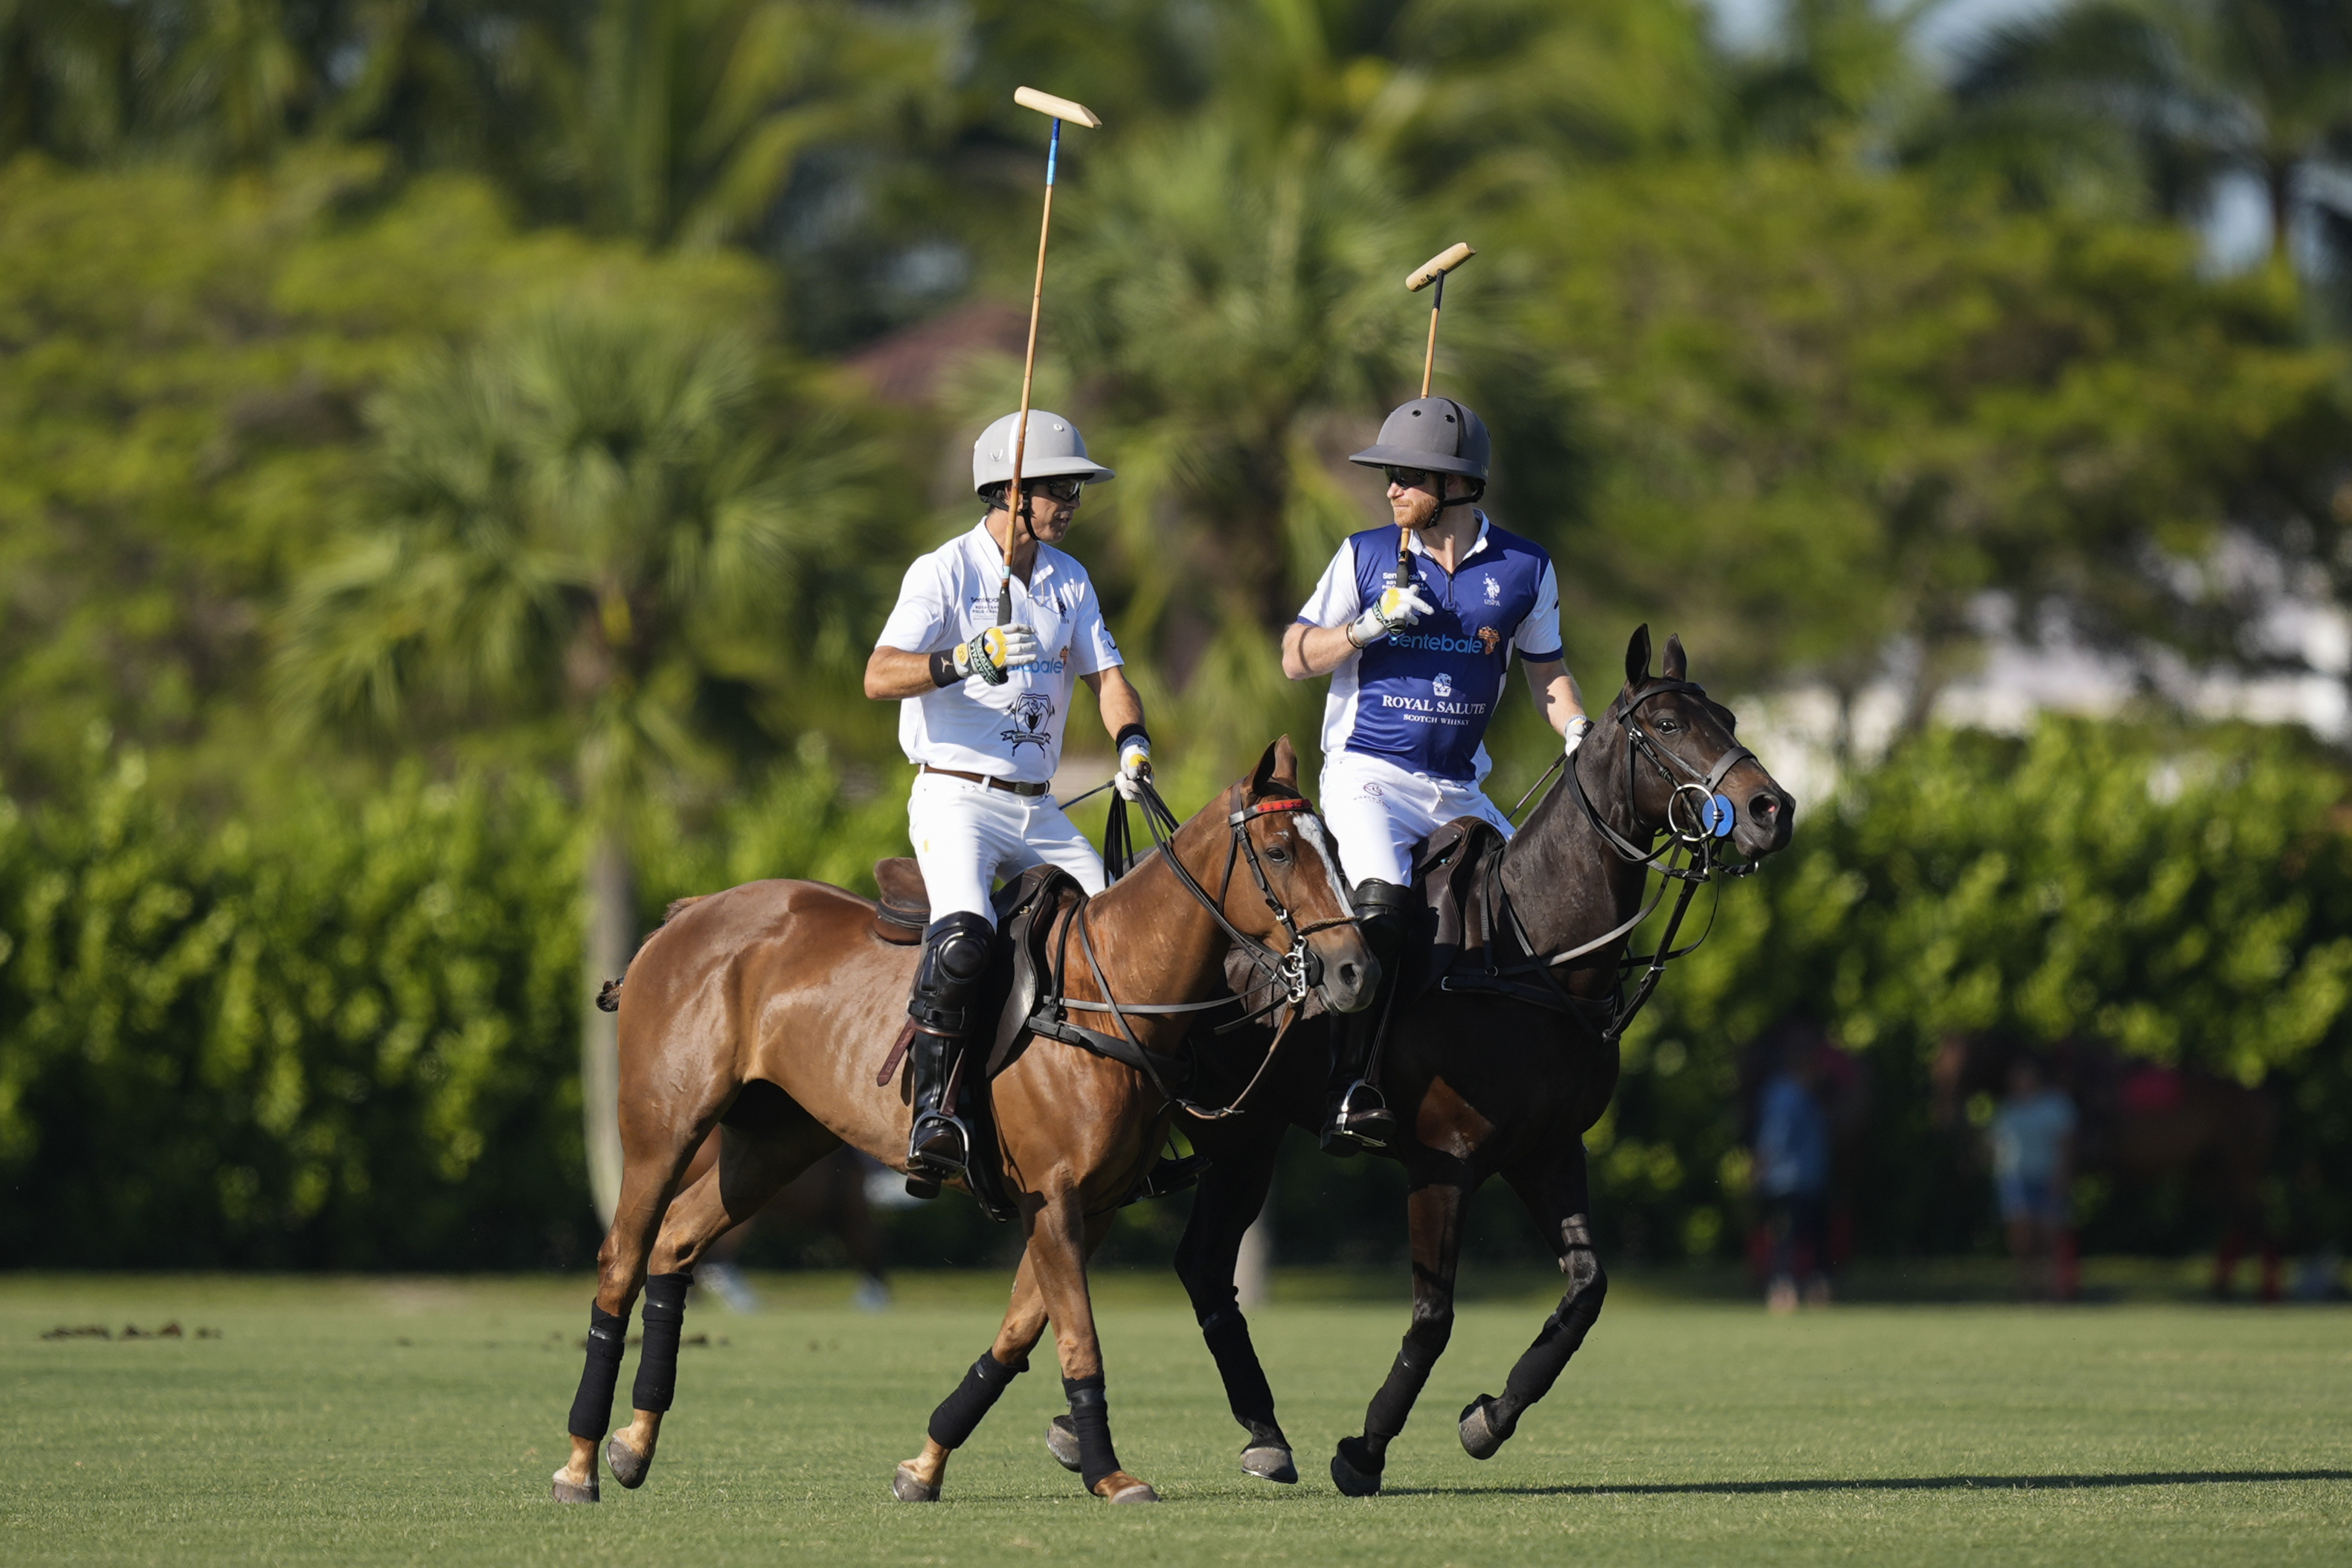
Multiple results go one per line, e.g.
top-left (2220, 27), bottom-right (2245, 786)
top-left (1749, 791), bottom-right (1780, 822)
top-left (1335, 961), bottom-right (1361, 990)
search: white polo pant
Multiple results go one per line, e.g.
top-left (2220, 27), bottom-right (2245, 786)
top-left (1319, 751), bottom-right (1514, 889)
top-left (906, 771), bottom-right (1107, 926)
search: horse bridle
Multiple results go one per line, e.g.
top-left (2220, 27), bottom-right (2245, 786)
top-left (1567, 678), bottom-right (1756, 881)
top-left (1474, 678), bottom-right (1758, 1041)
top-left (1044, 778), bottom-right (1356, 1119)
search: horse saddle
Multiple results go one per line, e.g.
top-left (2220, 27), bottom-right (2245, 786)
top-left (1209, 815), bottom-right (1512, 1021)
top-left (870, 858), bottom-right (1086, 1223)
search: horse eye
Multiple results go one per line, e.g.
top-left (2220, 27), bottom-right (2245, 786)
top-left (1656, 716), bottom-right (1682, 733)
top-left (1265, 843), bottom-right (1291, 864)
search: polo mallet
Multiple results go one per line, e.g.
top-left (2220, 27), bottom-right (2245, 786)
top-left (996, 86), bottom-right (1103, 626)
top-left (1393, 241), bottom-right (1477, 591)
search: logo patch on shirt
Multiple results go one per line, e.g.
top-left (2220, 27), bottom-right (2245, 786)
top-left (1001, 692), bottom-right (1055, 754)
top-left (1483, 575), bottom-right (1503, 605)
top-left (1476, 626), bottom-right (1502, 655)
top-left (1432, 672), bottom-right (1455, 699)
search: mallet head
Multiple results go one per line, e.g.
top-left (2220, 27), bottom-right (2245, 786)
top-left (1407, 242), bottom-right (1475, 292)
top-left (1014, 86), bottom-right (1102, 129)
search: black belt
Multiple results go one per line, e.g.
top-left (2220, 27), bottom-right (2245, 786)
top-left (922, 765), bottom-right (1050, 797)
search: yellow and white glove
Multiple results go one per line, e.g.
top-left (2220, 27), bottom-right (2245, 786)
top-left (1114, 731), bottom-right (1153, 802)
top-left (954, 623), bottom-right (1040, 686)
top-left (1346, 585), bottom-right (1435, 649)
top-left (1564, 714), bottom-right (1594, 759)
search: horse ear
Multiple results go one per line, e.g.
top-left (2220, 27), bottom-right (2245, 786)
top-left (1662, 633), bottom-right (1686, 682)
top-left (1624, 624), bottom-right (1652, 690)
top-left (1250, 739), bottom-right (1287, 798)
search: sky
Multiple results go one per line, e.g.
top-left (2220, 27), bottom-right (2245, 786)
top-left (1699, 0), bottom-right (2069, 62)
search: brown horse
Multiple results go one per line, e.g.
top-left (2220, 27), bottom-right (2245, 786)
top-left (1163, 628), bottom-right (1792, 1494)
top-left (550, 738), bottom-right (1372, 1506)
top-left (1930, 1033), bottom-right (2281, 1299)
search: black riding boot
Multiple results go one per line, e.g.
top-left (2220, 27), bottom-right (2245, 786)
top-left (1322, 878), bottom-right (1413, 1156)
top-left (905, 911), bottom-right (992, 1196)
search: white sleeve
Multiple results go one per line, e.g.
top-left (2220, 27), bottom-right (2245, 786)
top-left (875, 555), bottom-right (954, 653)
top-left (1295, 542), bottom-right (1363, 629)
top-left (1514, 559), bottom-right (1564, 660)
top-left (1068, 582), bottom-right (1122, 677)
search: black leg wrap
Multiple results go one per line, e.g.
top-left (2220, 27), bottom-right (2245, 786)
top-left (568, 1303), bottom-right (629, 1442)
top-left (1063, 1374), bottom-right (1119, 1490)
top-left (1495, 1255), bottom-right (1607, 1429)
top-left (1201, 1307), bottom-right (1285, 1447)
top-left (1362, 1311), bottom-right (1453, 1454)
top-left (629, 1273), bottom-right (693, 1414)
top-left (927, 1348), bottom-right (1029, 1450)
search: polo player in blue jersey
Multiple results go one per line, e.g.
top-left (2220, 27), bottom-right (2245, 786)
top-left (1284, 396), bottom-right (1592, 1153)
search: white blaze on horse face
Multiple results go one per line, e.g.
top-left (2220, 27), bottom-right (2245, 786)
top-left (1297, 813), bottom-right (1355, 917)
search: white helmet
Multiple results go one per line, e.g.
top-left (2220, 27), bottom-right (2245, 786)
top-left (971, 410), bottom-right (1115, 495)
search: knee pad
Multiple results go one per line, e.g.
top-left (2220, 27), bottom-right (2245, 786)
top-left (911, 912), bottom-right (993, 1033)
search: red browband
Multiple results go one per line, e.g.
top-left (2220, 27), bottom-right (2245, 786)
top-left (1229, 797), bottom-right (1314, 826)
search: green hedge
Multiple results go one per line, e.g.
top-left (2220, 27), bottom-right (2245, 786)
top-left (1602, 718), bottom-right (2352, 1262)
top-left (0, 751), bottom-right (913, 1268)
top-left (5, 722), bottom-right (2349, 1269)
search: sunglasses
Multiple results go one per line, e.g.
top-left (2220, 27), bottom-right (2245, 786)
top-left (1381, 466), bottom-right (1439, 492)
top-left (1019, 477), bottom-right (1087, 504)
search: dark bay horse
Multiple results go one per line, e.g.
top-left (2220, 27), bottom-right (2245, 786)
top-left (1166, 628), bottom-right (1793, 1495)
top-left (1931, 1033), bottom-right (2281, 1299)
top-left (551, 739), bottom-right (1372, 1506)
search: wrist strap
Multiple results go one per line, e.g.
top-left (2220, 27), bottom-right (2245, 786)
top-left (1114, 722), bottom-right (1151, 753)
top-left (929, 649), bottom-right (961, 688)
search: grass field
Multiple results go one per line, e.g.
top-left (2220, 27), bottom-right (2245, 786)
top-left (4, 1270), bottom-right (2348, 1567)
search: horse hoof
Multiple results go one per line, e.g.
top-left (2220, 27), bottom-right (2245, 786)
top-left (550, 1470), bottom-right (600, 1504)
top-left (1099, 1473), bottom-right (1159, 1504)
top-left (1046, 1415), bottom-right (1082, 1473)
top-left (890, 1462), bottom-right (940, 1503)
top-left (1330, 1440), bottom-right (1383, 1497)
top-left (1459, 1394), bottom-right (1512, 1460)
top-left (1241, 1445), bottom-right (1298, 1484)
top-left (605, 1435), bottom-right (650, 1489)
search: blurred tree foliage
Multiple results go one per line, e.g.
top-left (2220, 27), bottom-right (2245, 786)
top-left (0, 150), bottom-right (778, 802)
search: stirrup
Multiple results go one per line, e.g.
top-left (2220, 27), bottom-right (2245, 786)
top-left (907, 1111), bottom-right (971, 1195)
top-left (1321, 1081), bottom-right (1395, 1155)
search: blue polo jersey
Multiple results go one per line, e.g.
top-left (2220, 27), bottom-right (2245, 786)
top-left (1295, 515), bottom-right (1563, 784)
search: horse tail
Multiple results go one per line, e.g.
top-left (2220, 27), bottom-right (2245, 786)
top-left (594, 896), bottom-right (715, 1012)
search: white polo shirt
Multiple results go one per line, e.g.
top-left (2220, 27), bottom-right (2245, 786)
top-left (875, 521), bottom-right (1124, 785)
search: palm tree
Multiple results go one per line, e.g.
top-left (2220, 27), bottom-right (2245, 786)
top-left (1945, 0), bottom-right (2352, 295)
top-left (275, 301), bottom-right (905, 1221)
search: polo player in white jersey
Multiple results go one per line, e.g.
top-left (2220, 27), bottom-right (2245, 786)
top-left (1285, 396), bottom-right (1593, 1152)
top-left (864, 411), bottom-right (1153, 1190)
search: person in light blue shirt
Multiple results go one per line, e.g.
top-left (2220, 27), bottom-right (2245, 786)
top-left (1752, 1042), bottom-right (1831, 1311)
top-left (1990, 1055), bottom-right (2076, 1299)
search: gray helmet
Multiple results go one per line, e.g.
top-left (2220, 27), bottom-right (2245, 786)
top-left (1347, 396), bottom-right (1490, 482)
top-left (971, 410), bottom-right (1114, 495)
